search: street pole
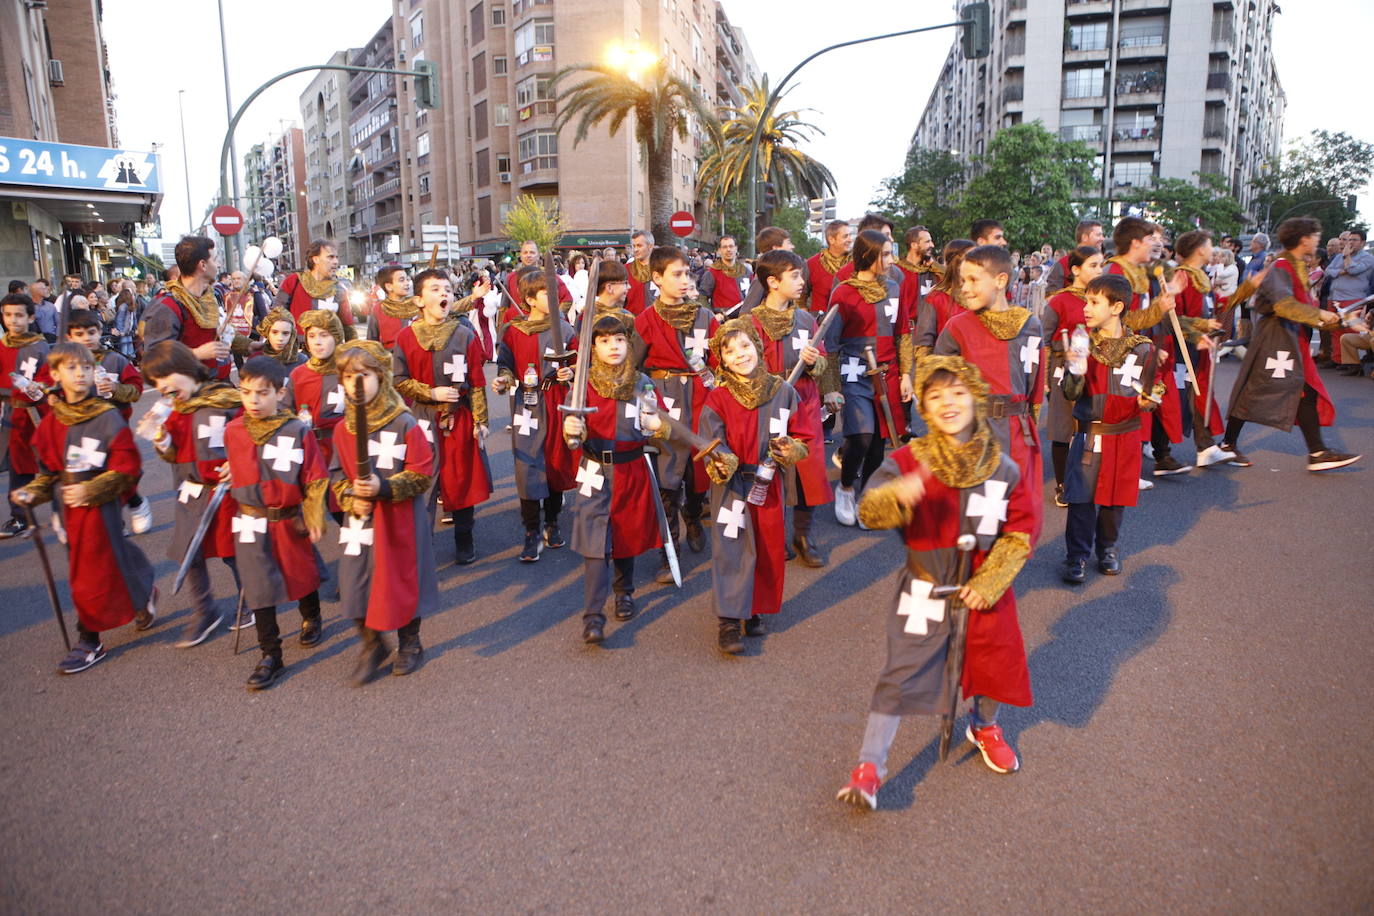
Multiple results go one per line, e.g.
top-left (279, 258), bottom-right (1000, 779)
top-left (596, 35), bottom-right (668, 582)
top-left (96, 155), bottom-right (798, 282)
top-left (217, 0), bottom-right (244, 271)
top-left (743, 17), bottom-right (974, 257)
top-left (177, 90), bottom-right (193, 235)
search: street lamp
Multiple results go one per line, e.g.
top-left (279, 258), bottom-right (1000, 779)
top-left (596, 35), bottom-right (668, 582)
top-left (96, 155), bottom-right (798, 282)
top-left (605, 42), bottom-right (659, 239)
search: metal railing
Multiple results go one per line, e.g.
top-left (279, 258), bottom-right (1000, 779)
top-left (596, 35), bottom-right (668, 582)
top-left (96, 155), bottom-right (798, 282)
top-left (1060, 124), bottom-right (1103, 142)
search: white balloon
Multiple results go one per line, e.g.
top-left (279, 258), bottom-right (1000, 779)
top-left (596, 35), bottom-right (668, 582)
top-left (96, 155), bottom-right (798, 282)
top-left (242, 245), bottom-right (263, 269)
top-left (255, 258), bottom-right (275, 280)
top-left (261, 236), bottom-right (284, 260)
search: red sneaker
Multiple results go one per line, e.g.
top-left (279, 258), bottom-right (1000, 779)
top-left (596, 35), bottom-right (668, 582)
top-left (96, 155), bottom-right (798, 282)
top-left (966, 723), bottom-right (1020, 773)
top-left (836, 762), bottom-right (880, 810)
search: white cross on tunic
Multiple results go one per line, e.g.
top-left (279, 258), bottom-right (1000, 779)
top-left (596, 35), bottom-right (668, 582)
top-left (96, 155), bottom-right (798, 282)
top-left (369, 430), bottom-right (407, 469)
top-left (1266, 350), bottom-right (1295, 379)
top-left (197, 414), bottom-right (227, 449)
top-left (841, 357), bottom-right (865, 383)
top-left (660, 395), bottom-right (682, 422)
top-left (232, 514), bottom-right (268, 544)
top-left (1092, 434), bottom-right (1103, 454)
top-left (65, 437), bottom-right (107, 472)
top-left (1113, 353), bottom-right (1143, 390)
top-left (178, 480), bottom-right (205, 503)
top-left (326, 385), bottom-right (347, 414)
top-left (684, 327), bottom-right (710, 359)
top-left (263, 434), bottom-right (304, 473)
top-left (576, 460), bottom-right (605, 497)
top-left (884, 297), bottom-right (899, 325)
top-left (1174, 362), bottom-right (1189, 390)
top-left (966, 479), bottom-right (1010, 536)
top-left (339, 516), bottom-right (373, 556)
top-left (1020, 336), bottom-right (1042, 375)
top-left (513, 409), bottom-right (539, 437)
top-left (417, 419), bottom-right (435, 444)
top-left (769, 407), bottom-right (791, 438)
top-left (716, 498), bottom-right (747, 539)
top-left (624, 401), bottom-right (640, 432)
top-left (790, 328), bottom-right (811, 352)
top-left (1053, 365), bottom-right (1065, 383)
top-left (319, 296), bottom-right (339, 313)
top-left (897, 579), bottom-right (946, 636)
top-left (17, 356), bottom-right (37, 380)
top-left (443, 354), bottom-right (468, 384)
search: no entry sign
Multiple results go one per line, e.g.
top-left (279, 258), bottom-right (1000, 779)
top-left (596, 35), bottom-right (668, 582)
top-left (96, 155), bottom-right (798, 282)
top-left (669, 211), bottom-right (695, 237)
top-left (211, 204), bottom-right (245, 236)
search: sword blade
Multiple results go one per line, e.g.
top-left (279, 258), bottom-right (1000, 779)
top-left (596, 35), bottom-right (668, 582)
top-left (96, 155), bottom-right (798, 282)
top-left (543, 251), bottom-right (567, 358)
top-left (171, 481), bottom-right (230, 595)
top-left (864, 345), bottom-right (899, 447)
top-left (643, 455), bottom-right (682, 588)
top-left (566, 257), bottom-right (602, 415)
top-left (23, 504), bottom-right (70, 650)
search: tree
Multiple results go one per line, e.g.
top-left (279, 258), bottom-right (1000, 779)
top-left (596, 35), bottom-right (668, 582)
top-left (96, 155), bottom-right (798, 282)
top-left (1126, 173), bottom-right (1245, 238)
top-left (1253, 129), bottom-right (1374, 238)
top-left (871, 147), bottom-right (966, 245)
top-left (957, 122), bottom-right (1096, 250)
top-left (501, 194), bottom-right (568, 255)
top-left (552, 59), bottom-right (719, 245)
top-left (695, 78), bottom-right (837, 230)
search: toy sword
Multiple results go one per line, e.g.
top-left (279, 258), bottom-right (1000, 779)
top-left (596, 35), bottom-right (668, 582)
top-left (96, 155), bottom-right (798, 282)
top-left (863, 345), bottom-right (900, 448)
top-left (171, 480), bottom-right (231, 595)
top-left (558, 256), bottom-right (602, 451)
top-left (542, 251), bottom-right (574, 369)
top-left (23, 504), bottom-right (71, 650)
top-left (934, 533), bottom-right (978, 763)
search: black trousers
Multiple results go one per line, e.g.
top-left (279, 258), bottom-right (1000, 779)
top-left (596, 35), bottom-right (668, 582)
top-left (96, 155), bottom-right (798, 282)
top-left (659, 483), bottom-right (705, 539)
top-left (520, 493), bottom-right (563, 531)
top-left (1224, 384), bottom-right (1324, 454)
top-left (583, 556), bottom-right (634, 620)
top-left (254, 591), bottom-right (322, 659)
top-left (6, 471), bottom-right (33, 521)
top-left (1065, 503), bottom-right (1124, 561)
top-left (840, 433), bottom-right (886, 489)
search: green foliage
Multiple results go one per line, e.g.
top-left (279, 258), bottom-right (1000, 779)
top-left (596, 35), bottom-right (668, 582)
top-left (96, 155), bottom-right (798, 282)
top-left (1253, 129), bottom-right (1374, 238)
top-left (1125, 173), bottom-right (1245, 238)
top-left (870, 147), bottom-right (966, 245)
top-left (769, 199), bottom-right (822, 258)
top-left (957, 123), bottom-right (1096, 250)
top-left (501, 195), bottom-right (568, 255)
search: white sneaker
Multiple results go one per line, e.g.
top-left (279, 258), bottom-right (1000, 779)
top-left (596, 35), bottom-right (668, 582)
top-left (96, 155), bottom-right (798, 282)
top-left (1233, 345), bottom-right (1246, 360)
top-left (129, 499), bottom-right (153, 534)
top-left (1138, 477), bottom-right (1154, 491)
top-left (1196, 444), bottom-right (1235, 468)
top-left (834, 485), bottom-right (857, 526)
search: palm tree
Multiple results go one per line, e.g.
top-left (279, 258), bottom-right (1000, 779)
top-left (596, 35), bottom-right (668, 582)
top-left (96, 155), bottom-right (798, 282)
top-left (696, 78), bottom-right (838, 229)
top-left (552, 59), bottom-right (719, 245)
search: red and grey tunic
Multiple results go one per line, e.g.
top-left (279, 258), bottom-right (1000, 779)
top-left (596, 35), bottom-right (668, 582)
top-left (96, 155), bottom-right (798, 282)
top-left (1, 334), bottom-right (50, 475)
top-left (632, 304), bottom-right (718, 493)
top-left (495, 318), bottom-right (578, 500)
top-left (1062, 339), bottom-right (1155, 508)
top-left (224, 416), bottom-right (327, 609)
top-left (913, 288), bottom-right (962, 355)
top-left (330, 411), bottom-right (437, 631)
top-left (867, 447), bottom-right (1033, 716)
top-left (1106, 260), bottom-right (1182, 444)
top-left (94, 349), bottom-right (143, 421)
top-left (393, 322), bottom-right (493, 511)
top-left (698, 381), bottom-right (808, 619)
top-left (275, 273), bottom-right (355, 333)
top-left (624, 263), bottom-right (657, 316)
top-left (286, 361), bottom-right (346, 466)
top-left (1040, 289), bottom-right (1088, 443)
top-left (700, 263), bottom-right (753, 318)
top-left (565, 374), bottom-right (665, 560)
top-left (751, 309), bottom-right (832, 507)
top-left (934, 310), bottom-right (1045, 542)
top-left (803, 252), bottom-right (843, 316)
top-left (1174, 270), bottom-right (1225, 440)
top-left (823, 276), bottom-right (912, 441)
top-left (30, 404), bottom-right (155, 632)
top-left (143, 291), bottom-right (233, 381)
top-left (162, 390), bottom-right (241, 563)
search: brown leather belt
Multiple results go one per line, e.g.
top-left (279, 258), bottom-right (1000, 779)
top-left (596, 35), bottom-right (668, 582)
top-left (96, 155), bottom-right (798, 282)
top-left (986, 395), bottom-right (1029, 418)
top-left (1076, 417), bottom-right (1141, 463)
top-left (237, 503), bottom-right (302, 522)
top-left (648, 368), bottom-right (695, 379)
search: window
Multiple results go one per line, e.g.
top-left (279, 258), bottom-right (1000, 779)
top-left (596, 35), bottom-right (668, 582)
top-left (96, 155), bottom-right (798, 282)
top-left (476, 148), bottom-right (490, 186)
top-left (492, 4), bottom-right (506, 26)
top-left (1063, 67), bottom-right (1104, 99)
top-left (1067, 22), bottom-right (1107, 51)
top-left (498, 201), bottom-right (512, 222)
top-left (517, 128), bottom-right (558, 170)
top-left (493, 56), bottom-right (508, 76)
top-left (515, 75), bottom-right (554, 114)
top-left (418, 173), bottom-right (431, 195)
top-left (479, 196), bottom-right (492, 235)
top-left (496, 154), bottom-right (511, 173)
top-left (473, 53), bottom-right (487, 93)
top-left (416, 132), bottom-right (430, 158)
top-left (470, 2), bottom-right (485, 42)
top-left (1112, 161), bottom-right (1153, 187)
top-left (410, 11), bottom-right (424, 49)
top-left (474, 100), bottom-right (488, 140)
top-left (494, 103), bottom-right (510, 126)
top-left (514, 19), bottom-right (554, 66)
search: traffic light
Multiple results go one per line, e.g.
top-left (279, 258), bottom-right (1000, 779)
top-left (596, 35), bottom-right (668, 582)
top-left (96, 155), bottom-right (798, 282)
top-left (760, 181), bottom-right (777, 212)
top-left (414, 59), bottom-right (441, 110)
top-left (961, 2), bottom-right (991, 60)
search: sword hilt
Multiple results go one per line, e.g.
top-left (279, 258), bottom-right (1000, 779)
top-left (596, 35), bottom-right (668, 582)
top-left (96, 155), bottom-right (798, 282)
top-left (556, 403), bottom-right (598, 452)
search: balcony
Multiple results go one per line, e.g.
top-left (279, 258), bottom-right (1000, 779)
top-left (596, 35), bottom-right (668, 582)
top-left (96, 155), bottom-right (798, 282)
top-left (371, 210), bottom-right (402, 233)
top-left (1122, 0), bottom-right (1171, 10)
top-left (1113, 125), bottom-right (1160, 152)
top-left (516, 157), bottom-right (558, 189)
top-left (1118, 33), bottom-right (1168, 58)
top-left (1116, 70), bottom-right (1164, 95)
top-left (1060, 124), bottom-right (1103, 144)
top-left (1206, 71), bottom-right (1232, 92)
top-left (372, 177), bottom-right (401, 200)
top-left (1066, 0), bottom-right (1112, 14)
top-left (1002, 84), bottom-right (1024, 104)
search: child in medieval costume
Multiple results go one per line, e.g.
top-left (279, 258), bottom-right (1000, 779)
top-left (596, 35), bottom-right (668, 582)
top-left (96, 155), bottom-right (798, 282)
top-left (330, 340), bottom-right (437, 684)
top-left (224, 357), bottom-right (329, 690)
top-left (836, 356), bottom-right (1034, 811)
top-left (0, 293), bottom-right (50, 539)
top-left (492, 269), bottom-right (577, 561)
top-left (1058, 275), bottom-right (1166, 585)
top-left (749, 249), bottom-right (833, 567)
top-left (1040, 246), bottom-right (1104, 507)
top-left (13, 343), bottom-right (157, 674)
top-left (912, 239), bottom-right (974, 360)
top-left (698, 319), bottom-right (811, 654)
top-left (561, 315), bottom-right (669, 645)
top-left (1170, 230), bottom-right (1237, 469)
top-left (393, 269), bottom-right (492, 565)
top-left (139, 340), bottom-right (243, 647)
top-left (286, 309), bottom-right (347, 473)
top-left (366, 266), bottom-right (416, 351)
top-left (257, 307), bottom-right (306, 372)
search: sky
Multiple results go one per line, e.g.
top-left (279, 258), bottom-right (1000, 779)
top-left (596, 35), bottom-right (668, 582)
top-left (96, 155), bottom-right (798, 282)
top-left (102, 0), bottom-right (1374, 242)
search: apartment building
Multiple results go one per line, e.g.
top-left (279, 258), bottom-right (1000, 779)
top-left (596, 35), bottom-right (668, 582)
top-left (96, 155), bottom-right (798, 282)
top-left (712, 1), bottom-right (760, 111)
top-left (243, 127), bottom-right (309, 272)
top-left (912, 0), bottom-right (1285, 219)
top-left (300, 50), bottom-right (359, 268)
top-left (347, 20), bottom-right (405, 275)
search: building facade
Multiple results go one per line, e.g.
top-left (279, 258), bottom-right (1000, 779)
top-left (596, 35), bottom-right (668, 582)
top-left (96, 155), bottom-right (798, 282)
top-left (243, 127), bottom-right (309, 272)
top-left (347, 20), bottom-right (404, 276)
top-left (299, 50), bottom-right (359, 269)
top-left (912, 0), bottom-right (1285, 220)
top-left (712, 1), bottom-right (759, 111)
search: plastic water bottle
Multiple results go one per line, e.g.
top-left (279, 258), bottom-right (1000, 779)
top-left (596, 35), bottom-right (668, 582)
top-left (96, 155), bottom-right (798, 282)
top-left (298, 405), bottom-right (313, 427)
top-left (9, 371), bottom-right (42, 401)
top-left (687, 352), bottom-right (716, 388)
top-left (522, 363), bottom-right (540, 407)
top-left (136, 397), bottom-right (174, 441)
top-left (746, 455), bottom-right (776, 507)
top-left (1068, 326), bottom-right (1090, 376)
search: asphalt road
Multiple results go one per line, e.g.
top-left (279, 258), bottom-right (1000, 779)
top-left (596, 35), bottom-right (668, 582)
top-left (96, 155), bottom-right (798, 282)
top-left (1, 358), bottom-right (1372, 914)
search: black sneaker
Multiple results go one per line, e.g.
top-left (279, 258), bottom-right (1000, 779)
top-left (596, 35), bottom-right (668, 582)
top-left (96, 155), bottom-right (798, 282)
top-left (176, 610), bottom-right (222, 648)
top-left (1307, 450), bottom-right (1362, 472)
top-left (57, 641), bottom-right (106, 674)
top-left (1053, 484), bottom-right (1068, 508)
top-left (743, 615), bottom-right (766, 637)
top-left (613, 594), bottom-right (636, 621)
top-left (1219, 444), bottom-right (1251, 467)
top-left (1097, 548), bottom-right (1122, 576)
top-left (454, 531), bottom-right (477, 565)
top-left (718, 618), bottom-right (744, 654)
top-left (246, 655), bottom-right (284, 690)
top-left (1061, 558), bottom-right (1087, 585)
top-left (299, 616), bottom-right (323, 647)
top-left (0, 517), bottom-right (28, 539)
top-left (1152, 455), bottom-right (1193, 476)
top-left (542, 524), bottom-right (565, 549)
top-left (519, 530), bottom-right (543, 562)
